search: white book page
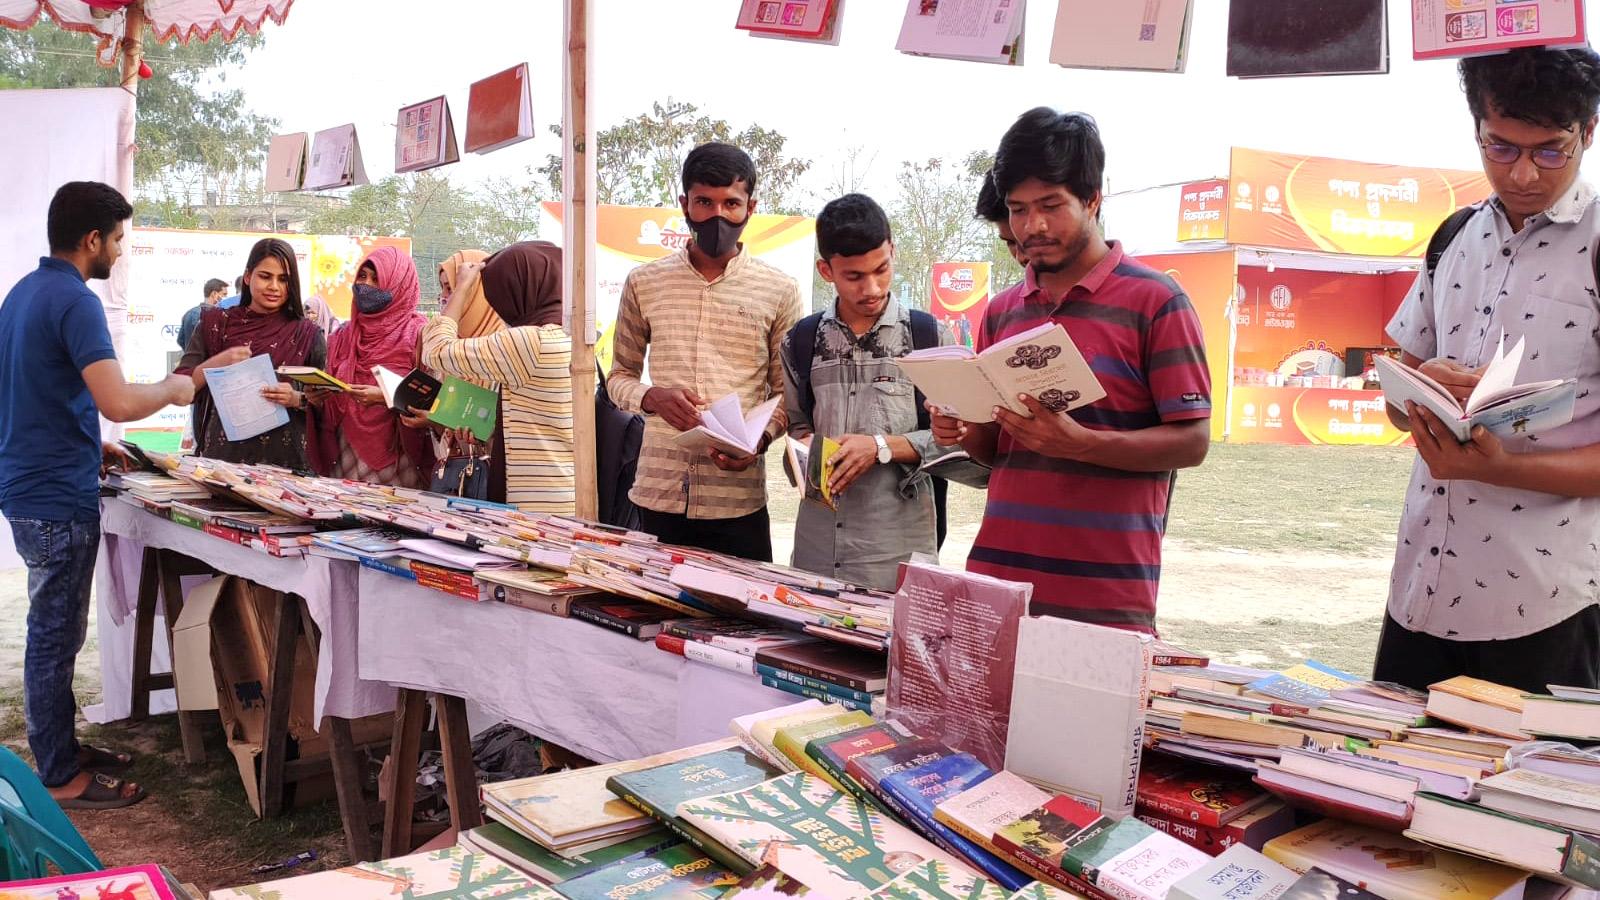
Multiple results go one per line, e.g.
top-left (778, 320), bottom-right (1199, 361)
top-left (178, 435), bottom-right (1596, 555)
top-left (373, 365), bottom-right (403, 408)
top-left (895, 355), bottom-right (1003, 423)
top-left (740, 396), bottom-right (782, 445)
top-left (699, 393), bottom-right (746, 445)
top-left (1465, 334), bottom-right (1527, 414)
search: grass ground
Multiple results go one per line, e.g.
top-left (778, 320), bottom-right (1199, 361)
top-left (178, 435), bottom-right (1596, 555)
top-left (0, 441), bottom-right (1417, 889)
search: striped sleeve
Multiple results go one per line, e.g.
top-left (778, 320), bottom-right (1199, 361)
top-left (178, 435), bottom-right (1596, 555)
top-left (421, 316), bottom-right (569, 388)
top-left (1145, 291), bottom-right (1212, 423)
top-left (607, 272), bottom-right (651, 414)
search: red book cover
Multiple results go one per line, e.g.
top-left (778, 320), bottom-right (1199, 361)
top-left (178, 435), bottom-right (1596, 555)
top-left (886, 563), bottom-right (1030, 771)
top-left (1136, 800), bottom-right (1297, 856)
top-left (1251, 773), bottom-right (1411, 833)
top-left (465, 63), bottom-right (532, 154)
top-left (1135, 756), bottom-right (1272, 827)
top-left (1149, 639), bottom-right (1208, 668)
top-left (203, 522), bottom-right (250, 545)
top-left (655, 633), bottom-right (686, 655)
top-left (991, 795), bottom-right (1116, 900)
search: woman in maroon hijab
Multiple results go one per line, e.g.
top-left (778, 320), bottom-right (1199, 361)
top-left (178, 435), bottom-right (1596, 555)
top-left (175, 238), bottom-right (325, 469)
top-left (420, 241), bottom-right (574, 512)
top-left (309, 246), bottom-right (433, 486)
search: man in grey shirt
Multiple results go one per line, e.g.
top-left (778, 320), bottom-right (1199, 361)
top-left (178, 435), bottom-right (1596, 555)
top-left (1381, 46), bottom-right (1600, 692)
top-left (781, 194), bottom-right (959, 590)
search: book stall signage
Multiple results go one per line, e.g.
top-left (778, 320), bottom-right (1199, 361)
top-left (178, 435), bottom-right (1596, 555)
top-left (1177, 179), bottom-right (1229, 243)
top-left (1226, 148), bottom-right (1491, 258)
top-left (929, 261), bottom-right (991, 350)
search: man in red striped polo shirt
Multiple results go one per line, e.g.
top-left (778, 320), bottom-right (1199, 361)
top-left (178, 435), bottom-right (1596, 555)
top-left (931, 108), bottom-right (1212, 632)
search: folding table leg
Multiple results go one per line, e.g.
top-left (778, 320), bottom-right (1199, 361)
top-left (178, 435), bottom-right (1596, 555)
top-left (326, 715), bottom-right (378, 862)
top-left (382, 688), bottom-right (428, 857)
top-left (129, 547), bottom-right (162, 722)
top-left (435, 693), bottom-right (483, 833)
top-left (156, 550), bottom-right (206, 764)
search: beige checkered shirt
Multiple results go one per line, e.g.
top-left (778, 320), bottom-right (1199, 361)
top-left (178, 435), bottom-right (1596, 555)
top-left (607, 248), bottom-right (804, 519)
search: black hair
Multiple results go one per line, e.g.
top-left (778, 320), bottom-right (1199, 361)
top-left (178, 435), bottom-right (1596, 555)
top-left (240, 238), bottom-right (305, 320)
top-left (203, 278), bottom-right (228, 297)
top-left (817, 193), bottom-right (892, 260)
top-left (1461, 47), bottom-right (1600, 130)
top-left (975, 169), bottom-right (1006, 223)
top-left (992, 107), bottom-right (1105, 208)
top-left (47, 181), bottom-right (132, 254)
top-left (681, 141), bottom-right (758, 198)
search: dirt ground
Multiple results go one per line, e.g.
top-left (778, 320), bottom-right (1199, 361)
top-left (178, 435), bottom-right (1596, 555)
top-left (0, 442), bottom-right (1412, 889)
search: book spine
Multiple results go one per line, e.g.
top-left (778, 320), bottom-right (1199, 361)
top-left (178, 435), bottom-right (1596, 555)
top-left (755, 656), bottom-right (870, 693)
top-left (1150, 653), bottom-right (1207, 668)
top-left (169, 510), bottom-right (206, 530)
top-left (760, 675), bottom-right (872, 712)
top-left (359, 556), bottom-right (416, 581)
top-left (1564, 831), bottom-right (1600, 888)
top-left (203, 523), bottom-right (249, 545)
top-left (882, 781), bottom-right (1029, 891)
top-left (684, 640), bottom-right (755, 675)
top-left (755, 662), bottom-right (872, 704)
top-left (607, 783), bottom-right (754, 877)
top-left (570, 605), bottom-right (642, 638)
top-left (1134, 812), bottom-right (1259, 856)
top-left (414, 577), bottom-right (486, 602)
top-left (499, 588), bottom-right (573, 617)
top-left (656, 633), bottom-right (687, 655)
top-left (805, 747), bottom-right (869, 802)
top-left (991, 832), bottom-right (1115, 900)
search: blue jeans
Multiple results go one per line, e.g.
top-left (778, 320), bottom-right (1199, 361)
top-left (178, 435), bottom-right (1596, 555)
top-left (9, 517), bottom-right (98, 788)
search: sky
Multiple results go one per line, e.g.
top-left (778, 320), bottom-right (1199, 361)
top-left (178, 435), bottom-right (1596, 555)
top-left (226, 0), bottom-right (1596, 208)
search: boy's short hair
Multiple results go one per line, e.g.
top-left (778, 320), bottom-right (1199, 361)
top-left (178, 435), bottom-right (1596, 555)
top-left (817, 193), bottom-right (892, 260)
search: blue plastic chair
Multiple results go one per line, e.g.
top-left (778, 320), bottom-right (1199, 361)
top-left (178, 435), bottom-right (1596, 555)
top-left (0, 746), bottom-right (101, 879)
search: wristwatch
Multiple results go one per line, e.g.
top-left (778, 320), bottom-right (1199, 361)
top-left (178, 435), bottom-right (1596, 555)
top-left (873, 434), bottom-right (892, 464)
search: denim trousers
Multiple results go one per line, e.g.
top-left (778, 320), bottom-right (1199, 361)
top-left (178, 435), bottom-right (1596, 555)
top-left (9, 517), bottom-right (98, 787)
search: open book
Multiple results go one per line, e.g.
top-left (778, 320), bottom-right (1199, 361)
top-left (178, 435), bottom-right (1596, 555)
top-left (1376, 335), bottom-right (1576, 441)
top-left (206, 354), bottom-right (289, 441)
top-left (671, 393), bottom-right (781, 457)
top-left (276, 366), bottom-right (351, 392)
top-left (373, 365), bottom-right (444, 414)
top-left (893, 322), bottom-right (1105, 423)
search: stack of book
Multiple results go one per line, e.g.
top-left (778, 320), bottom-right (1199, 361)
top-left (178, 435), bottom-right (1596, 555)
top-left (1133, 754), bottom-right (1295, 853)
top-left (168, 497), bottom-right (316, 558)
top-left (752, 641), bottom-right (886, 712)
top-left (654, 617), bottom-right (815, 675)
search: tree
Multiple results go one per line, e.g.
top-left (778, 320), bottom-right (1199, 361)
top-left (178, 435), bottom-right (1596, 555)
top-left (540, 98), bottom-right (811, 213)
top-left (308, 173), bottom-right (480, 301)
top-left (886, 154), bottom-right (992, 311)
top-left (0, 27), bottom-right (276, 191)
top-left (964, 151), bottom-right (1024, 291)
top-left (474, 167), bottom-right (546, 251)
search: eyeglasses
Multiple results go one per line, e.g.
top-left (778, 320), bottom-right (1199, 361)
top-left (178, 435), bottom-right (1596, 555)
top-left (1478, 133), bottom-right (1581, 170)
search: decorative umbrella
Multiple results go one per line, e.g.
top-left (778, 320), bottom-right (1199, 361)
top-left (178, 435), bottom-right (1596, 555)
top-left (0, 0), bottom-right (294, 71)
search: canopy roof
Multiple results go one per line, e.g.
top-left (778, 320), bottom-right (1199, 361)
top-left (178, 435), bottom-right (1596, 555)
top-left (0, 1), bottom-right (293, 62)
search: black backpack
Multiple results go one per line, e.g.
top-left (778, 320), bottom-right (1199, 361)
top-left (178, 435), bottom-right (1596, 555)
top-left (1425, 202), bottom-right (1600, 285)
top-left (789, 308), bottom-right (950, 549)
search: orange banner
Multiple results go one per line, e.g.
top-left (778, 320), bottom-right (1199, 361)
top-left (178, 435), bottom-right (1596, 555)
top-left (1136, 250), bottom-right (1237, 440)
top-left (1230, 386), bottom-right (1410, 446)
top-left (1178, 179), bottom-right (1229, 242)
top-left (929, 261), bottom-right (990, 349)
top-left (1232, 268), bottom-right (1390, 377)
top-left (1227, 148), bottom-right (1491, 257)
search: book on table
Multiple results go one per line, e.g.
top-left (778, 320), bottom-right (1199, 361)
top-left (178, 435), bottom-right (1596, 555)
top-left (893, 322), bottom-right (1104, 424)
top-left (1475, 768), bottom-right (1600, 835)
top-left (878, 751), bottom-right (1032, 890)
top-left (672, 393), bottom-right (782, 457)
top-left (1522, 685), bottom-right (1600, 741)
top-left (731, 699), bottom-right (827, 769)
top-left (1406, 792), bottom-right (1600, 890)
top-left (1263, 818), bottom-right (1530, 899)
top-left (209, 846), bottom-right (559, 899)
top-left (1426, 675), bottom-right (1531, 739)
top-left (772, 709), bottom-right (876, 784)
top-left (458, 823), bottom-right (680, 885)
top-left (555, 834), bottom-right (745, 900)
top-left (1376, 335), bottom-right (1577, 441)
top-left (1168, 843), bottom-right (1299, 900)
top-left (869, 857), bottom-right (1010, 900)
top-left (934, 769), bottom-right (1050, 853)
top-left (606, 746), bottom-right (780, 875)
top-left (0, 865), bottom-right (184, 900)
top-left (1134, 798), bottom-right (1297, 856)
top-left (991, 792), bottom-right (1209, 900)
top-left (205, 353), bottom-right (289, 441)
top-left (395, 94), bottom-right (460, 173)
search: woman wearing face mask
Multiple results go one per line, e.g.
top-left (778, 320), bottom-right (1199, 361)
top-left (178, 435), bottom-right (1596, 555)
top-left (421, 241), bottom-right (574, 513)
top-left (309, 246), bottom-right (433, 487)
top-left (176, 238), bottom-right (326, 468)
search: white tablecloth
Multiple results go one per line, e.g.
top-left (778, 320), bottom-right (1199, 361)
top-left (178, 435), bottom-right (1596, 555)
top-left (356, 568), bottom-right (799, 763)
top-left (93, 500), bottom-right (395, 724)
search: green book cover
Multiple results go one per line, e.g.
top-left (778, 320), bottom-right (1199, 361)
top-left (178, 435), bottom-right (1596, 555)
top-left (869, 858), bottom-right (1009, 900)
top-left (774, 711), bottom-right (875, 788)
top-left (463, 822), bottom-right (679, 884)
top-left (555, 843), bottom-right (742, 900)
top-left (677, 772), bottom-right (968, 900)
top-left (169, 508), bottom-right (207, 530)
top-left (429, 375), bottom-right (500, 441)
top-left (609, 748), bottom-right (778, 877)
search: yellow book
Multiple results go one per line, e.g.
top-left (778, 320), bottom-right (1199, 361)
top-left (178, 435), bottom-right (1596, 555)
top-left (934, 770), bottom-right (1052, 854)
top-left (750, 703), bottom-right (847, 767)
top-left (276, 365), bottom-right (352, 391)
top-left (772, 710), bottom-right (873, 790)
top-left (1263, 819), bottom-right (1528, 899)
top-left (804, 436), bottom-right (843, 510)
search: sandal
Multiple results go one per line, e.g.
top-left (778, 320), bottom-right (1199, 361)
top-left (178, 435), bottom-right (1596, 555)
top-left (79, 744), bottom-right (135, 773)
top-left (56, 773), bottom-right (146, 810)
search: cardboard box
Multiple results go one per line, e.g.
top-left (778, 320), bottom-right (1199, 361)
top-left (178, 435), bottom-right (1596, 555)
top-left (177, 576), bottom-right (390, 816)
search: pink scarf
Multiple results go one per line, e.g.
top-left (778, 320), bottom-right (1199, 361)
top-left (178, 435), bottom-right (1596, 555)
top-left (321, 246), bottom-right (428, 473)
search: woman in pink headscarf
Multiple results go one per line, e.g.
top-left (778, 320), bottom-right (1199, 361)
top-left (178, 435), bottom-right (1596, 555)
top-left (308, 246), bottom-right (434, 486)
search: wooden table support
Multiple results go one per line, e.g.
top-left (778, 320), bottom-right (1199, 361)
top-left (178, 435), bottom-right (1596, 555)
top-left (128, 547), bottom-right (210, 763)
top-left (382, 688), bottom-right (482, 858)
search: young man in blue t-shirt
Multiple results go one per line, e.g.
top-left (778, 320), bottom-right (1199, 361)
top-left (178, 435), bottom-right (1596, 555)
top-left (0, 182), bottom-right (195, 808)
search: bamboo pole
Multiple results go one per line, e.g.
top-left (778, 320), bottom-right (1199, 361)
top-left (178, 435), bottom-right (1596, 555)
top-left (118, 1), bottom-right (145, 93)
top-left (564, 0), bottom-right (599, 520)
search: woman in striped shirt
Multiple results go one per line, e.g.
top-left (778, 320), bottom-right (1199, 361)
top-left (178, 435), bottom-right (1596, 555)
top-left (421, 241), bottom-right (575, 514)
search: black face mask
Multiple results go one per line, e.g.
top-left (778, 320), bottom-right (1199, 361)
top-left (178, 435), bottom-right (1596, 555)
top-left (687, 214), bottom-right (747, 258)
top-left (353, 283), bottom-right (394, 315)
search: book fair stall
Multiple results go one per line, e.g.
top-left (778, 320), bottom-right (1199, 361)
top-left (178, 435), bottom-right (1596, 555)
top-left (1107, 147), bottom-right (1494, 447)
top-left (5, 0), bottom-right (1600, 899)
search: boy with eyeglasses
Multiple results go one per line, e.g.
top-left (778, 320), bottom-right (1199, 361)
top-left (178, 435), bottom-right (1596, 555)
top-left (1377, 47), bottom-right (1600, 692)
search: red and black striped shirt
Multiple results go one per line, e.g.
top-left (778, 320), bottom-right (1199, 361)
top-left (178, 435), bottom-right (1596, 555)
top-left (967, 242), bottom-right (1211, 632)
